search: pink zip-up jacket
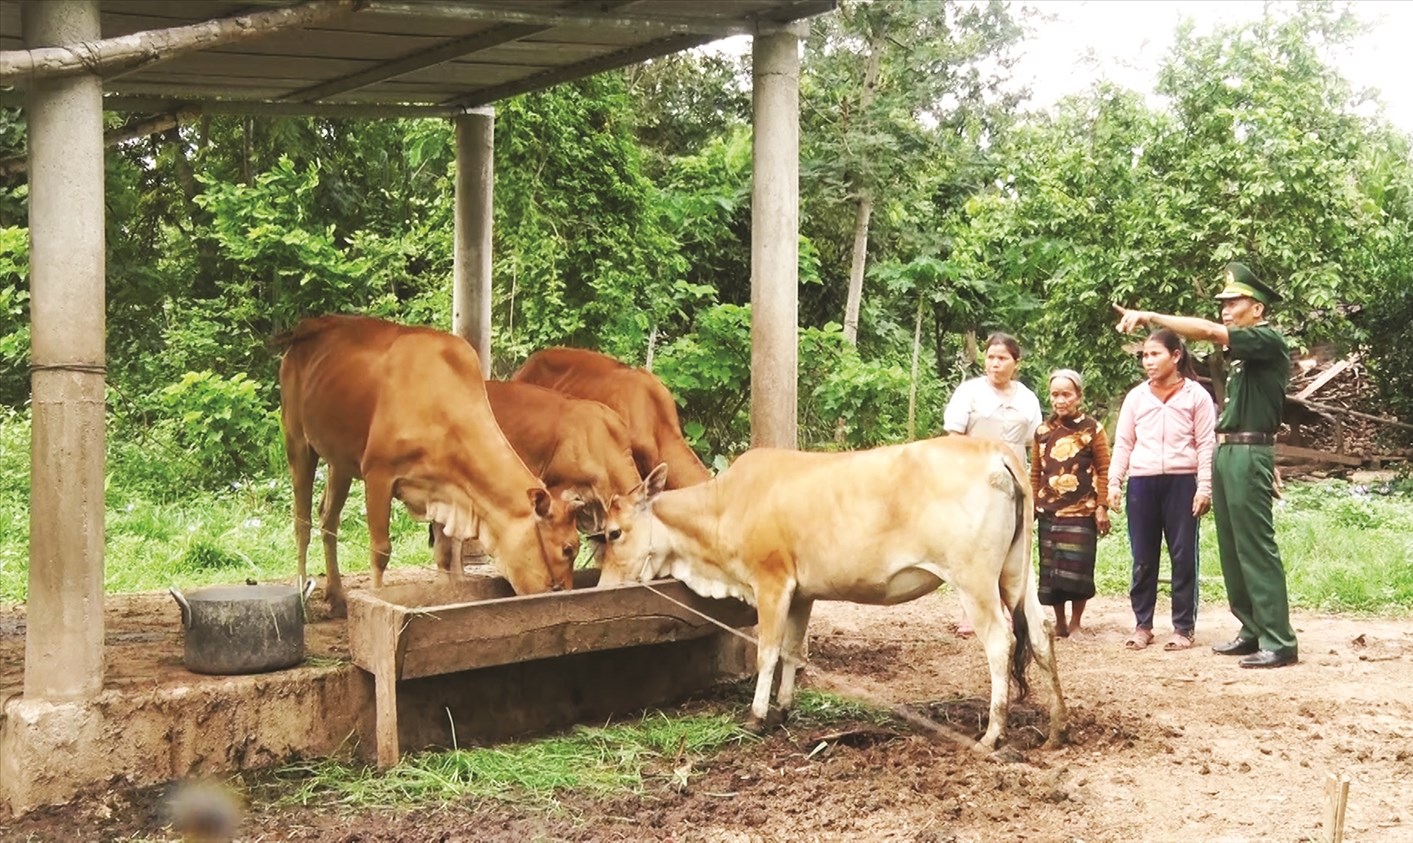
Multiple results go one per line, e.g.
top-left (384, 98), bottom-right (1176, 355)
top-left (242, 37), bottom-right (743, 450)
top-left (1107, 377), bottom-right (1217, 502)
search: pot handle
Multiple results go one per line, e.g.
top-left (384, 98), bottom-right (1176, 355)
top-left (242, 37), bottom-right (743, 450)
top-left (169, 586), bottom-right (192, 629)
top-left (299, 577), bottom-right (316, 622)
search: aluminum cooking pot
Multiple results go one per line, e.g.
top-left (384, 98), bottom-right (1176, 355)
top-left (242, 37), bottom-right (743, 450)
top-left (169, 580), bottom-right (315, 675)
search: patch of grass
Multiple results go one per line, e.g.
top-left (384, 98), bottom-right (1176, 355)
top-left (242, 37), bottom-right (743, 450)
top-left (788, 688), bottom-right (895, 726)
top-left (268, 711), bottom-right (752, 810)
top-left (1093, 478), bottom-right (1413, 615)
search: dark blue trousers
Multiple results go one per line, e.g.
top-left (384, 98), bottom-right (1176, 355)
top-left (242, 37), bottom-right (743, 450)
top-left (1127, 474), bottom-right (1199, 636)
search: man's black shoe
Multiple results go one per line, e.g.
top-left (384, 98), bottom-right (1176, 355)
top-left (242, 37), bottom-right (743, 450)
top-left (1238, 649), bottom-right (1298, 669)
top-left (1211, 638), bottom-right (1259, 656)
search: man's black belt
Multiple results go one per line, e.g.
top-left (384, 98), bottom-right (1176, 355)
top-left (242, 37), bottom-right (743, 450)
top-left (1217, 432), bottom-right (1276, 445)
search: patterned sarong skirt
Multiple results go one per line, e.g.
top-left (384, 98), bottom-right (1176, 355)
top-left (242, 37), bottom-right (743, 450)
top-left (1037, 514), bottom-right (1097, 605)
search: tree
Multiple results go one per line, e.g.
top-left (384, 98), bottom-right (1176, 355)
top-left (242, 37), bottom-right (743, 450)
top-left (800, 0), bottom-right (1024, 345)
top-left (946, 3), bottom-right (1413, 408)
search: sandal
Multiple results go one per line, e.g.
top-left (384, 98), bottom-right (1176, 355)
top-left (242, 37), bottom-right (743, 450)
top-left (1124, 628), bottom-right (1153, 650)
top-left (1164, 633), bottom-right (1194, 651)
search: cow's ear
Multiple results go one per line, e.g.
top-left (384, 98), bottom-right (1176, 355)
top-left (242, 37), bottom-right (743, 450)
top-left (528, 487), bottom-right (553, 518)
top-left (643, 463), bottom-right (669, 500)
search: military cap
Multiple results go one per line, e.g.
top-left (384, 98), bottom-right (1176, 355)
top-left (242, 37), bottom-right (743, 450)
top-left (1214, 261), bottom-right (1281, 305)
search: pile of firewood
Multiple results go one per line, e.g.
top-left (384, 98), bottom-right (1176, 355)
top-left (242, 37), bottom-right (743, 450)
top-left (1280, 354), bottom-right (1413, 470)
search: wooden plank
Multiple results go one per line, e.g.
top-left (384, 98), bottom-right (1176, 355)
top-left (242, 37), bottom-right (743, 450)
top-left (1276, 444), bottom-right (1366, 467)
top-left (1294, 358), bottom-right (1353, 401)
top-left (397, 582), bottom-right (755, 679)
top-left (1324, 772), bottom-right (1350, 843)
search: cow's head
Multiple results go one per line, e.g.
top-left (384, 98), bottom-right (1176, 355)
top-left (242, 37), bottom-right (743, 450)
top-left (491, 485), bottom-right (582, 594)
top-left (592, 463), bottom-right (668, 587)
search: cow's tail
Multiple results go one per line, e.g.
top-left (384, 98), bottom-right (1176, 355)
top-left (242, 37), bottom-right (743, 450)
top-left (1002, 453), bottom-right (1034, 703)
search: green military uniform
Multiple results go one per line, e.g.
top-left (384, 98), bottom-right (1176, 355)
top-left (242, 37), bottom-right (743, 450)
top-left (1211, 263), bottom-right (1298, 659)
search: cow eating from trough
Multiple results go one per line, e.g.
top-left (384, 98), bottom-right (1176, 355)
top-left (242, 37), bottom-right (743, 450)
top-left (484, 380), bottom-right (643, 519)
top-left (277, 315), bottom-right (582, 616)
top-left (511, 347), bottom-right (713, 490)
top-left (429, 380), bottom-right (646, 556)
top-left (592, 436), bottom-right (1067, 749)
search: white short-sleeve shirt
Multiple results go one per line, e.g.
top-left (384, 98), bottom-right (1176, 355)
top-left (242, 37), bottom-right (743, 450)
top-left (942, 376), bottom-right (1043, 465)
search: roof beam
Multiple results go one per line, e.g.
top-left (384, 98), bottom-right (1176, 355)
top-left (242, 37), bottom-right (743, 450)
top-left (284, 23), bottom-right (548, 102)
top-left (0, 89), bottom-right (460, 119)
top-left (448, 32), bottom-right (715, 109)
top-left (362, 0), bottom-right (758, 37)
top-left (0, 0), bottom-right (361, 84)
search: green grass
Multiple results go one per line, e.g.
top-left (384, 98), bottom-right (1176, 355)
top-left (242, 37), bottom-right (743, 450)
top-left (266, 709), bottom-right (753, 810)
top-left (1093, 477), bottom-right (1413, 614)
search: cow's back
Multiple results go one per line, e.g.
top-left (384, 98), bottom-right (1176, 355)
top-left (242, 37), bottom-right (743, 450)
top-left (484, 380), bottom-right (639, 499)
top-left (278, 315), bottom-right (405, 472)
top-left (512, 347), bottom-right (710, 488)
top-left (704, 437), bottom-right (1021, 600)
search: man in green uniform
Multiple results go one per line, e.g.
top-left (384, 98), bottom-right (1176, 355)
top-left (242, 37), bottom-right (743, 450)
top-left (1112, 261), bottom-right (1297, 668)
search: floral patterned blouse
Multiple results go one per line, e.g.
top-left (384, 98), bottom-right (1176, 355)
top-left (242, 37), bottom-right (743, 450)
top-left (1031, 413), bottom-right (1111, 518)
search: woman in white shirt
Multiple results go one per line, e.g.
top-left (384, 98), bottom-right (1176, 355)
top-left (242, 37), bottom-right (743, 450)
top-left (942, 332), bottom-right (1043, 635)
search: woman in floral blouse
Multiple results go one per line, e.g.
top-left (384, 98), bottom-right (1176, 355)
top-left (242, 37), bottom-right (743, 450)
top-left (1031, 369), bottom-right (1111, 637)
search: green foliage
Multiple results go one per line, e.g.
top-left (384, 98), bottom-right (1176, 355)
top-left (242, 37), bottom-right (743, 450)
top-left (1094, 478), bottom-right (1413, 614)
top-left (153, 371), bottom-right (281, 491)
top-left (947, 5), bottom-right (1413, 407)
top-left (0, 225), bottom-right (29, 406)
top-left (492, 75), bottom-right (694, 367)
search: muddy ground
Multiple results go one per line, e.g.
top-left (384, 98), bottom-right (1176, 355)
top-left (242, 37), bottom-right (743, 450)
top-left (4, 591), bottom-right (1411, 842)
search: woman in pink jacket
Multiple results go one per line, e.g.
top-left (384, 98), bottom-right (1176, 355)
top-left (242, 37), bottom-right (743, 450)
top-left (1108, 329), bottom-right (1217, 652)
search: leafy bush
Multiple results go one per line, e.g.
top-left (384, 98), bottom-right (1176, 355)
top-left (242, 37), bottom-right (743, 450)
top-left (153, 370), bottom-right (282, 491)
top-left (0, 225), bottom-right (29, 407)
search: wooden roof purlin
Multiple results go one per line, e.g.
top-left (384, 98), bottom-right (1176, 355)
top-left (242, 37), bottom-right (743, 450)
top-left (0, 0), bottom-right (837, 119)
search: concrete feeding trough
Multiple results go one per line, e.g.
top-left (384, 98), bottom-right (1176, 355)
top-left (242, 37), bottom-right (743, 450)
top-left (347, 568), bottom-right (757, 767)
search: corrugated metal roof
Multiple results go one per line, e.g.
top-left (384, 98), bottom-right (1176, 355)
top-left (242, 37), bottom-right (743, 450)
top-left (0, 0), bottom-right (835, 117)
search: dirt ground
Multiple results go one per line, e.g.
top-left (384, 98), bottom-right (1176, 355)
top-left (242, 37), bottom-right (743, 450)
top-left (4, 590), bottom-right (1412, 843)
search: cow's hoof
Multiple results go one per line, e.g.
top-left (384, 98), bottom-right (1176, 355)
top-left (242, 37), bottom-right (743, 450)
top-left (744, 715), bottom-right (769, 735)
top-left (989, 745), bottom-right (1026, 764)
top-left (326, 600), bottom-right (348, 620)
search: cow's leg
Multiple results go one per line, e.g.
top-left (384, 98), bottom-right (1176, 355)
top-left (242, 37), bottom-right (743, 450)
top-left (747, 566), bottom-right (796, 730)
top-left (1022, 587), bottom-right (1067, 747)
top-left (288, 442), bottom-right (317, 604)
top-left (775, 597), bottom-right (814, 716)
top-left (319, 465), bottom-right (354, 617)
top-left (363, 470), bottom-right (395, 590)
top-left (960, 586), bottom-right (1015, 749)
top-left (431, 522), bottom-right (455, 579)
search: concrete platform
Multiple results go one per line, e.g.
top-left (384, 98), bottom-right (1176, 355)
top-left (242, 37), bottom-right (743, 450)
top-left (0, 568), bottom-right (756, 816)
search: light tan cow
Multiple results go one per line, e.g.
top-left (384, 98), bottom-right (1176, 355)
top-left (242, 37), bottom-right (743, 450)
top-left (511, 347), bottom-right (712, 489)
top-left (592, 435), bottom-right (1066, 749)
top-left (277, 315), bottom-right (580, 616)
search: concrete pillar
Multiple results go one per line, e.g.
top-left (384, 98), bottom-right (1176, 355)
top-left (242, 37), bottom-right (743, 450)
top-left (749, 24), bottom-right (803, 449)
top-left (23, 0), bottom-right (106, 699)
top-left (452, 108), bottom-right (495, 378)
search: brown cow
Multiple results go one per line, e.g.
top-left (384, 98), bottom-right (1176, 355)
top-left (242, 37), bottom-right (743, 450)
top-left (278, 315), bottom-right (580, 616)
top-left (511, 347), bottom-right (712, 490)
top-left (429, 381), bottom-right (644, 552)
top-left (485, 380), bottom-right (642, 511)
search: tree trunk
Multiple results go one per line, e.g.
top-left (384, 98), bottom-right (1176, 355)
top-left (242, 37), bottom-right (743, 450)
top-left (840, 29), bottom-right (885, 346)
top-left (907, 294), bottom-right (925, 440)
top-left (842, 190), bottom-right (873, 345)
